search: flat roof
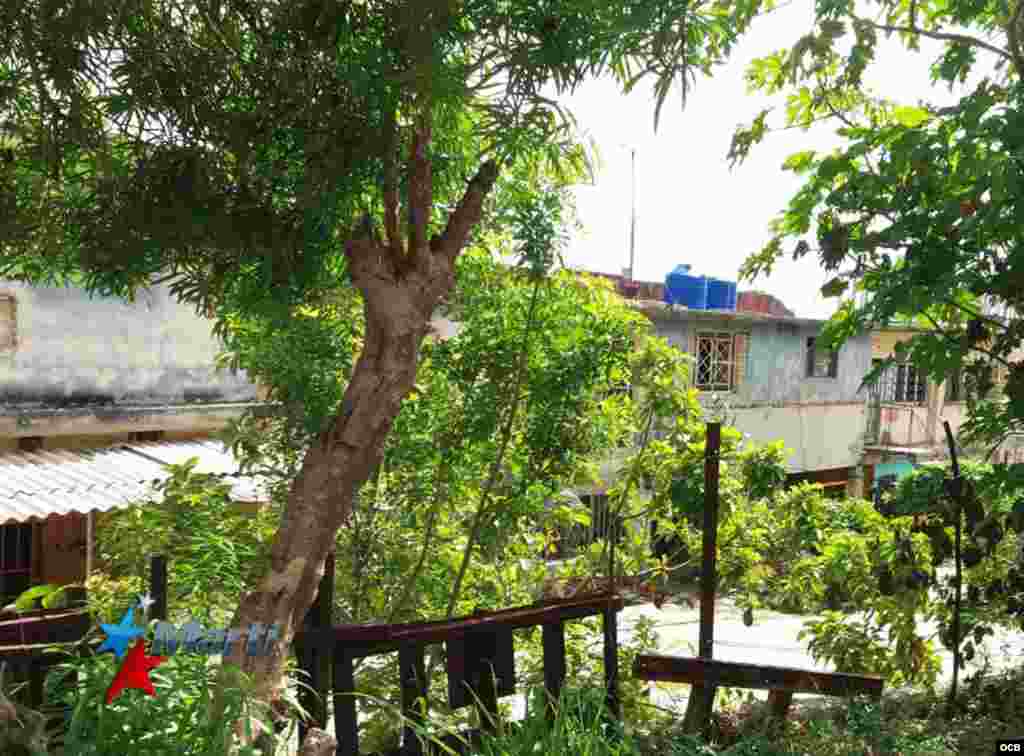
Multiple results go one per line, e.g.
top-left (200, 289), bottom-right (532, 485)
top-left (630, 299), bottom-right (826, 328)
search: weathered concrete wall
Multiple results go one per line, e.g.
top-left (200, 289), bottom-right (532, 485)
top-left (741, 323), bottom-right (871, 404)
top-left (871, 328), bottom-right (917, 359)
top-left (732, 402), bottom-right (866, 472)
top-left (0, 281), bottom-right (257, 407)
top-left (649, 314), bottom-right (872, 405)
top-left (645, 310), bottom-right (874, 473)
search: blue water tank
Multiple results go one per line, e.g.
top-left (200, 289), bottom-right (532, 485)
top-left (664, 265), bottom-right (708, 309)
top-left (707, 278), bottom-right (737, 310)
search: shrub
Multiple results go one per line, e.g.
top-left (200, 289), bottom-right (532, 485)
top-left (45, 649), bottom-right (297, 756)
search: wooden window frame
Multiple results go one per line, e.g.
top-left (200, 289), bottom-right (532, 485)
top-left (695, 331), bottom-right (746, 392)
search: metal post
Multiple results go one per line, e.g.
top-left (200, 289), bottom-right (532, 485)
top-left (628, 148), bottom-right (636, 281)
top-left (683, 421), bottom-right (721, 736)
top-left (943, 421), bottom-right (962, 714)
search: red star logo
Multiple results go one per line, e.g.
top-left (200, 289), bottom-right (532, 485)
top-left (105, 639), bottom-right (166, 704)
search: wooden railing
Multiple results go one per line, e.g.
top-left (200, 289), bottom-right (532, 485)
top-left (0, 554), bottom-right (625, 755)
top-left (633, 654), bottom-right (884, 721)
top-left (293, 554), bottom-right (624, 755)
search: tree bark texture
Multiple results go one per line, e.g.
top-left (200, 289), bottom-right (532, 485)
top-left (222, 130), bottom-right (499, 716)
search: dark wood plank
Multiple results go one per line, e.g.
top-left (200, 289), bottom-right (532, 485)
top-left (632, 655), bottom-right (884, 698)
top-left (301, 552), bottom-right (335, 732)
top-left (687, 421), bottom-right (721, 737)
top-left (399, 643), bottom-right (427, 756)
top-left (767, 690), bottom-right (794, 719)
top-left (333, 648), bottom-right (359, 756)
top-left (446, 629), bottom-right (515, 710)
top-left (475, 650), bottom-right (498, 733)
top-left (149, 554), bottom-right (167, 621)
top-left (28, 657), bottom-right (43, 709)
top-left (294, 594), bottom-right (623, 649)
top-left (0, 610), bottom-right (89, 647)
top-left (603, 605), bottom-right (619, 718)
top-left (542, 622), bottom-right (566, 720)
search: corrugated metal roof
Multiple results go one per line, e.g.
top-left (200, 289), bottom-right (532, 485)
top-left (0, 440), bottom-right (271, 524)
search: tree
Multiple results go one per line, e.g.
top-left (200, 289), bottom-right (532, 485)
top-left (732, 0), bottom-right (1024, 453)
top-left (0, 0), bottom-right (768, 713)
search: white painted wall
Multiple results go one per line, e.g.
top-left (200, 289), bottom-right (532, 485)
top-left (732, 402), bottom-right (867, 472)
top-left (0, 281), bottom-right (257, 406)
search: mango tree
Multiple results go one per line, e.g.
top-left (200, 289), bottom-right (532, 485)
top-left (0, 0), bottom-right (769, 718)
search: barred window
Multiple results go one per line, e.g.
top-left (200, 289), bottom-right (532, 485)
top-left (695, 332), bottom-right (746, 392)
top-left (873, 360), bottom-right (928, 403)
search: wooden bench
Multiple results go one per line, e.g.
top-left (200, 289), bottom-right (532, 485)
top-left (632, 654), bottom-right (884, 720)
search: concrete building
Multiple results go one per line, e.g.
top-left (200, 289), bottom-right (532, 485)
top-left (858, 325), bottom-right (1023, 498)
top-left (635, 299), bottom-right (874, 494)
top-left (570, 274), bottom-right (873, 502)
top-left (582, 275), bottom-right (1016, 513)
top-left (0, 280), bottom-right (267, 601)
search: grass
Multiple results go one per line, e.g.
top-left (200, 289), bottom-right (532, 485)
top-left (641, 663), bottom-right (1024, 755)
top-left (435, 661), bottom-right (1024, 756)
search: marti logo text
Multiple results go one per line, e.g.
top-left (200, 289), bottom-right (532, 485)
top-left (96, 593), bottom-right (281, 704)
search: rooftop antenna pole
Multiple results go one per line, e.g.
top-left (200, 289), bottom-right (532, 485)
top-left (629, 148), bottom-right (637, 281)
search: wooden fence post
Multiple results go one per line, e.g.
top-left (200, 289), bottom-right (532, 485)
top-left (298, 551), bottom-right (335, 744)
top-left (149, 555), bottom-right (167, 621)
top-left (333, 649), bottom-right (358, 756)
top-left (682, 421), bottom-right (721, 736)
top-left (603, 601), bottom-right (619, 719)
top-left (399, 643), bottom-right (427, 755)
top-left (542, 621), bottom-right (566, 720)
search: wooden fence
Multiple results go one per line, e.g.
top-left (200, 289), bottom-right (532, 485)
top-left (0, 554), bottom-right (623, 756)
top-left (291, 552), bottom-right (623, 755)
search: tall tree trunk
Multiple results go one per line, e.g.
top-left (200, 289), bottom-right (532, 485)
top-left (220, 139), bottom-right (499, 728)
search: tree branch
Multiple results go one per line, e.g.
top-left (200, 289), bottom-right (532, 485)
top-left (382, 106), bottom-right (402, 255)
top-left (431, 160), bottom-right (501, 262)
top-left (407, 114), bottom-right (432, 268)
top-left (919, 307), bottom-right (1013, 368)
top-left (1006, 0), bottom-right (1024, 80)
top-left (858, 17), bottom-right (1013, 62)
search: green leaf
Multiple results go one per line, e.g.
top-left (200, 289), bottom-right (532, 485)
top-left (891, 105), bottom-right (930, 128)
top-left (820, 277), bottom-right (849, 298)
top-left (782, 150), bottom-right (817, 173)
top-left (13, 583), bottom-right (65, 613)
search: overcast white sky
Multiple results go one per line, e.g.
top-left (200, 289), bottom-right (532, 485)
top-left (557, 1), bottom-right (992, 318)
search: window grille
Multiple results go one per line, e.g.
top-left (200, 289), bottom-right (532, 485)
top-left (872, 361), bottom-right (928, 403)
top-left (695, 332), bottom-right (743, 391)
top-left (553, 494), bottom-right (622, 557)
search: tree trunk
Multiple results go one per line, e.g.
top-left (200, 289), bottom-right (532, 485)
top-left (223, 277), bottom-right (432, 699)
top-left (219, 149), bottom-right (500, 737)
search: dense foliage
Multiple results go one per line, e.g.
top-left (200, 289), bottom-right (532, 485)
top-left (732, 0), bottom-right (1024, 451)
top-left (43, 651), bottom-right (292, 756)
top-left (0, 0), bottom-right (766, 317)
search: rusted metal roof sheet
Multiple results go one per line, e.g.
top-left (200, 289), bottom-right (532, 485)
top-left (0, 440), bottom-right (270, 524)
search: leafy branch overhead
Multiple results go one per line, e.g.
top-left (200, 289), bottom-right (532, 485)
top-left (0, 0), bottom-right (766, 316)
top-left (0, 0), bottom-right (776, 714)
top-left (734, 0), bottom-right (1024, 448)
